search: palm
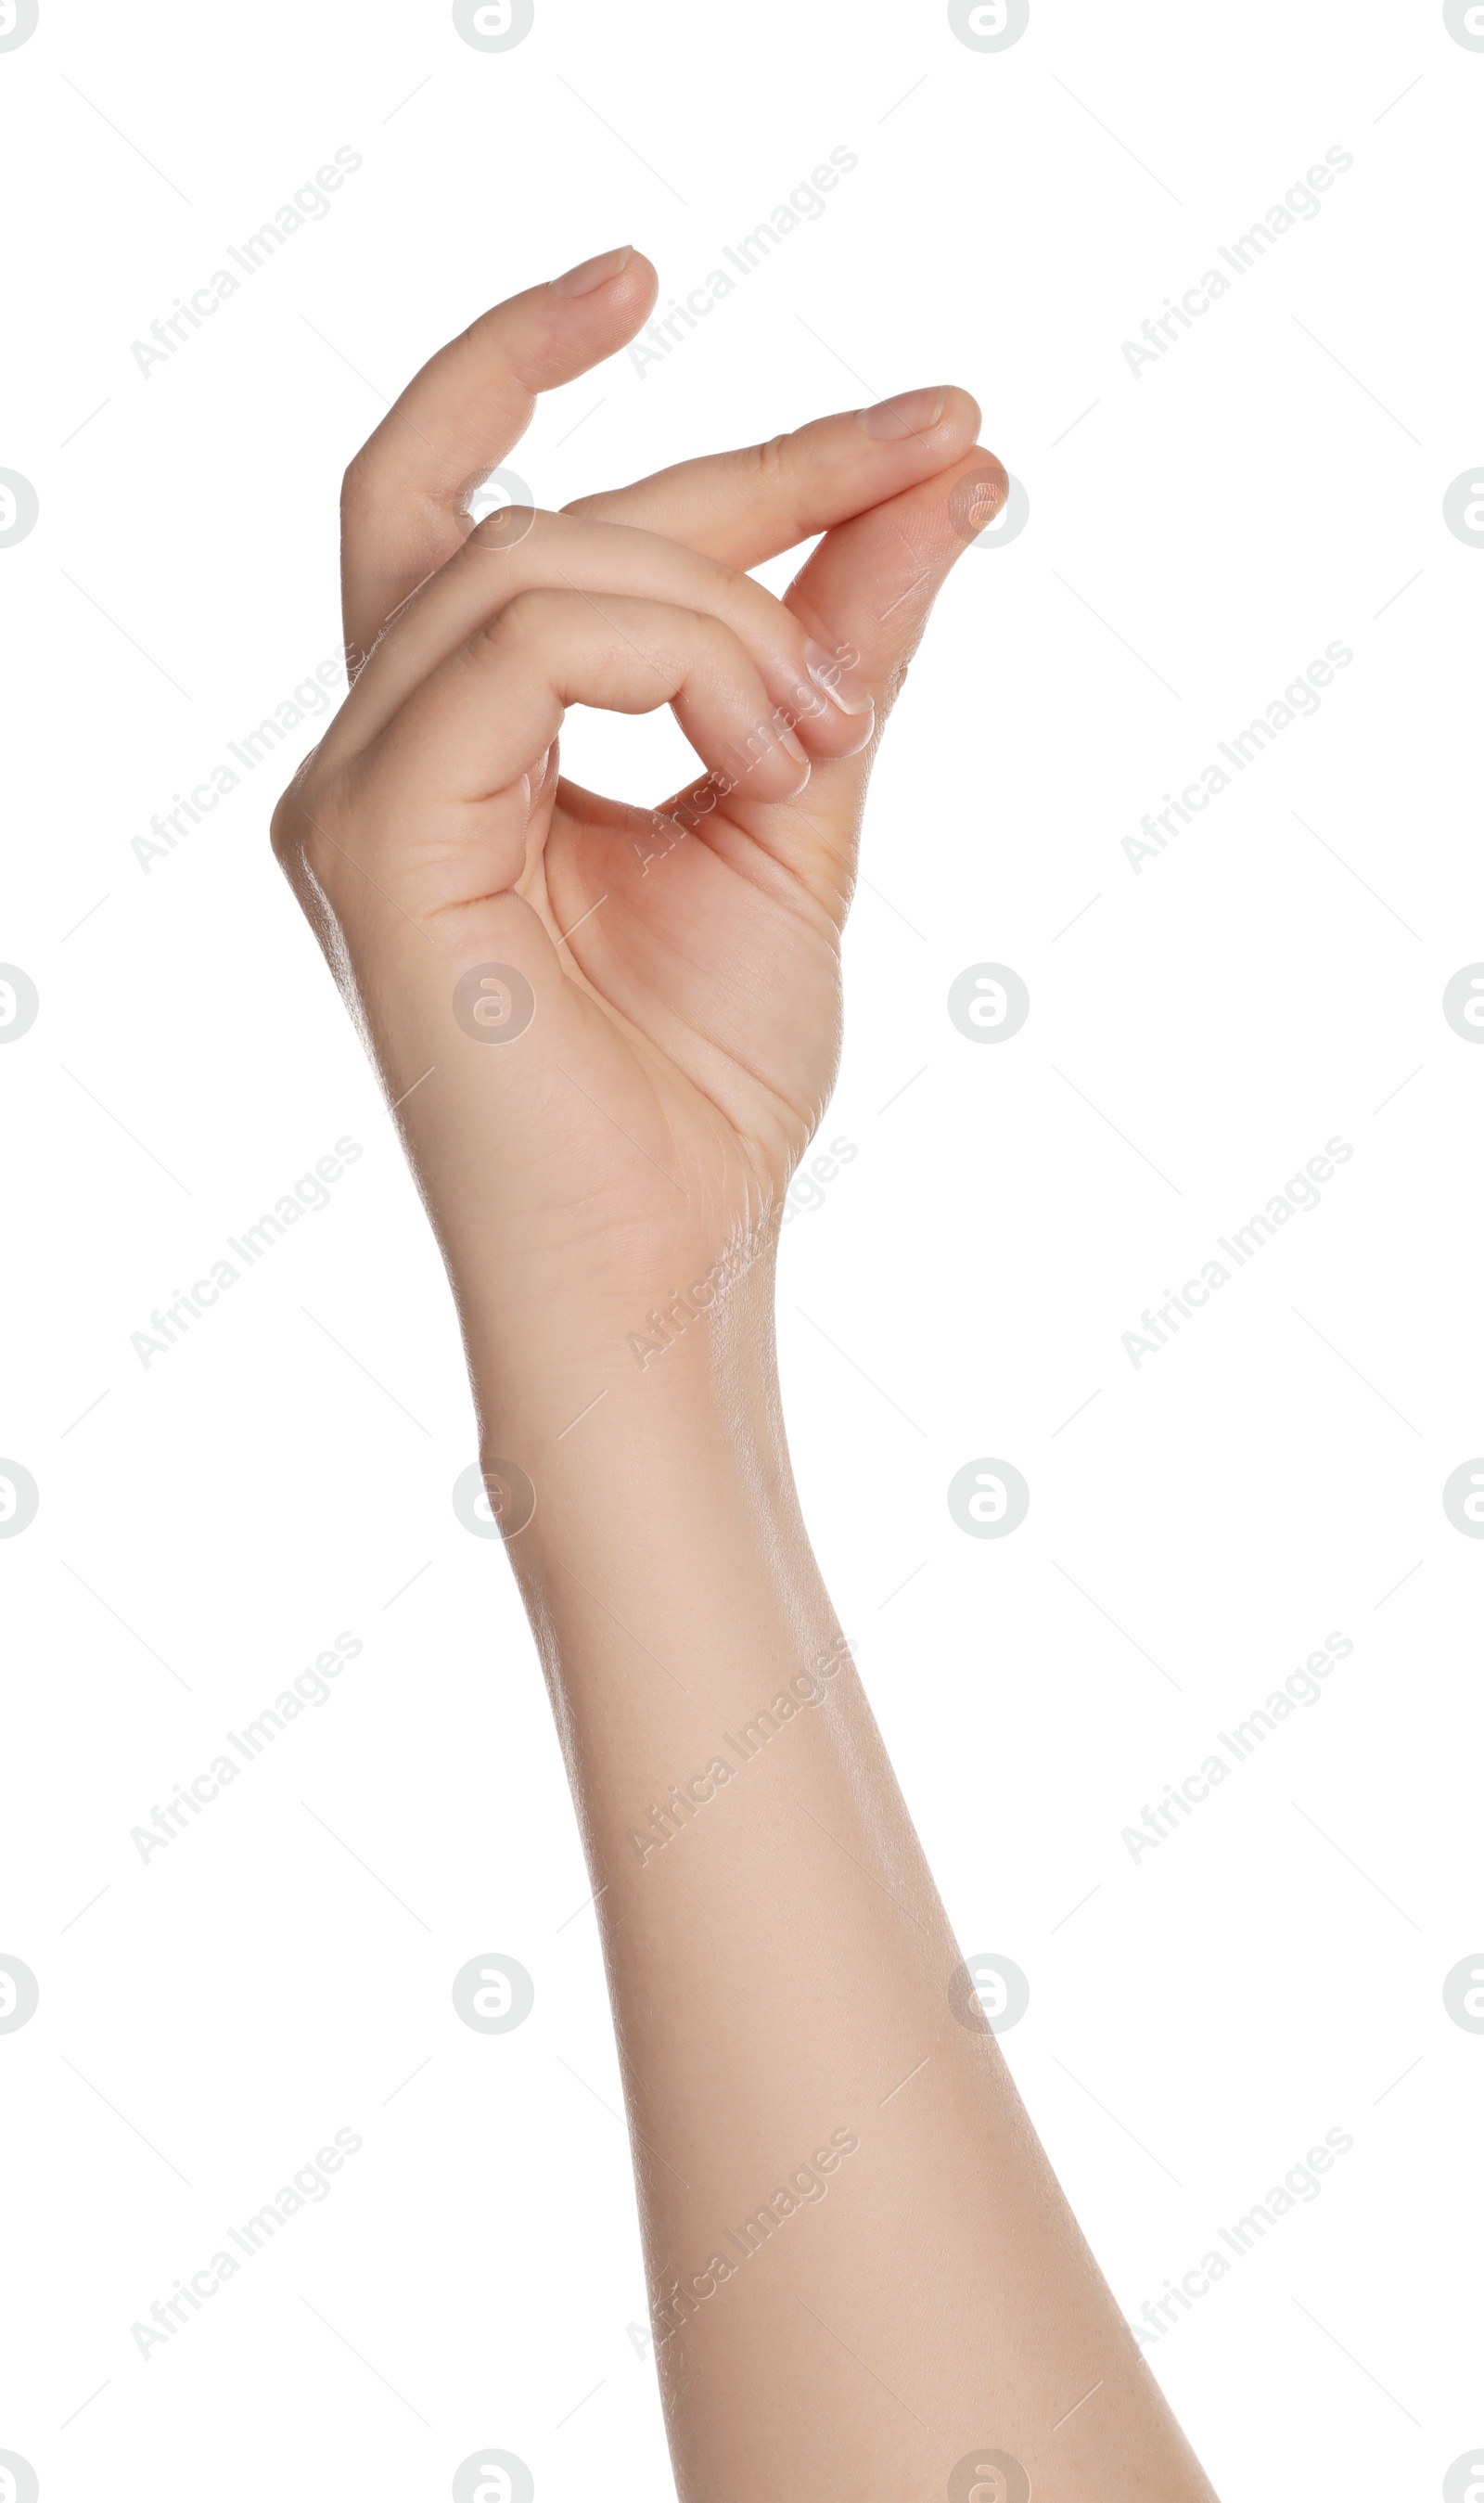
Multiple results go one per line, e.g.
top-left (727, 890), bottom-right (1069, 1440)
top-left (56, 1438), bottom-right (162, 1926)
top-left (382, 758), bottom-right (849, 1310)
top-left (535, 766), bottom-right (844, 1168)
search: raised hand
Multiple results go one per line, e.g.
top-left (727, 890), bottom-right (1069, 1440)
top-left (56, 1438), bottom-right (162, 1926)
top-left (270, 252), bottom-right (1221, 2503)
top-left (272, 248), bottom-right (1003, 1406)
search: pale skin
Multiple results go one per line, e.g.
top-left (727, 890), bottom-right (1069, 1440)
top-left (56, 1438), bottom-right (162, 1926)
top-left (273, 243), bottom-right (1220, 2502)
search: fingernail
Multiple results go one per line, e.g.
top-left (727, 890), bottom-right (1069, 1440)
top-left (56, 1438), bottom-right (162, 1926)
top-left (777, 724), bottom-right (811, 766)
top-left (550, 244), bottom-right (633, 297)
top-left (857, 386), bottom-right (948, 440)
top-left (804, 639), bottom-right (874, 717)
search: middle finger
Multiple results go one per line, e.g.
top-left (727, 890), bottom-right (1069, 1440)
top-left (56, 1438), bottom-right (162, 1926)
top-left (318, 506), bottom-right (876, 773)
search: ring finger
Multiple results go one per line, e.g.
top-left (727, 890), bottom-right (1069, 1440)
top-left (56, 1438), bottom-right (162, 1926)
top-left (322, 506), bottom-right (876, 777)
top-left (316, 588), bottom-right (815, 920)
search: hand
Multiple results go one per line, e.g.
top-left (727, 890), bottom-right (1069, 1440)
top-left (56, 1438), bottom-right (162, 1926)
top-left (272, 246), bottom-right (1004, 1411)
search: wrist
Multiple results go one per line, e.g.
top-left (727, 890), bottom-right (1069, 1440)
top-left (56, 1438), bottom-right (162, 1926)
top-left (485, 1336), bottom-right (832, 1714)
top-left (457, 1240), bottom-right (784, 1479)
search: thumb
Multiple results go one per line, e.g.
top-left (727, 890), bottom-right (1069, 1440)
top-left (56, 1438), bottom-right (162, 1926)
top-left (726, 448), bottom-right (1006, 897)
top-left (787, 448), bottom-right (1006, 722)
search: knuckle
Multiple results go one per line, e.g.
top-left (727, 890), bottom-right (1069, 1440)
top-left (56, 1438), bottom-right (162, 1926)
top-left (339, 451), bottom-right (377, 530)
top-left (472, 585), bottom-right (550, 650)
top-left (269, 777), bottom-right (310, 872)
top-left (269, 752), bottom-right (334, 877)
top-left (467, 504), bottom-right (540, 553)
top-left (268, 789), bottom-right (297, 868)
top-left (678, 607), bottom-right (736, 674)
top-left (270, 751), bottom-right (312, 858)
top-left (750, 431), bottom-right (794, 491)
top-left (706, 558), bottom-right (748, 611)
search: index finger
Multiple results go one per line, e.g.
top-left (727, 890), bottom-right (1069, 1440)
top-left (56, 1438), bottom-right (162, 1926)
top-left (339, 244), bottom-right (657, 669)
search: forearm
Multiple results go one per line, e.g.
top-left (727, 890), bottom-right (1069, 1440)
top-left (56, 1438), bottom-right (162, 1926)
top-left (478, 1286), bottom-right (1215, 2501)
top-left (287, 256), bottom-right (1219, 2498)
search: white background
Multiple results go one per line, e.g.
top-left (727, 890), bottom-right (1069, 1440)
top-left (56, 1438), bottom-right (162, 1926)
top-left (2, 1), bottom-right (1482, 2497)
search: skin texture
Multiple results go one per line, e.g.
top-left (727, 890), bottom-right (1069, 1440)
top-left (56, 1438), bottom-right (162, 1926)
top-left (273, 247), bottom-right (1221, 2503)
